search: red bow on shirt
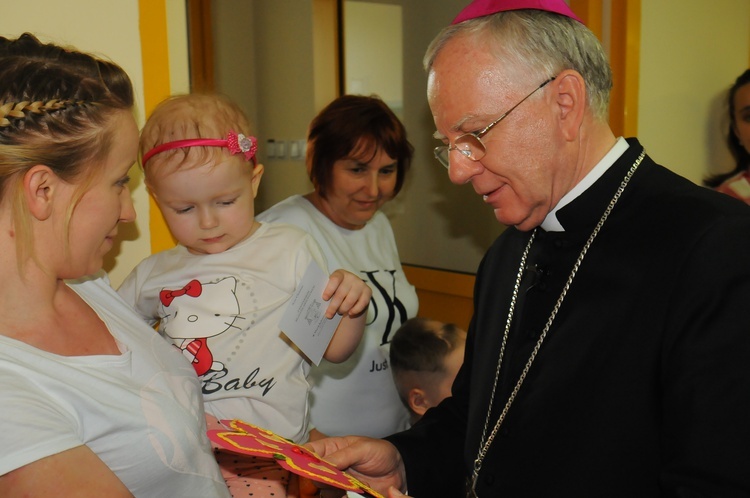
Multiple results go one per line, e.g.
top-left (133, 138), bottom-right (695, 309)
top-left (160, 280), bottom-right (202, 306)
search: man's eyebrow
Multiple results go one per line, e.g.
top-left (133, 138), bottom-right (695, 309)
top-left (433, 115), bottom-right (477, 141)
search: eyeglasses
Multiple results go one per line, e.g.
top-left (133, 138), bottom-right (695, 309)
top-left (433, 76), bottom-right (556, 169)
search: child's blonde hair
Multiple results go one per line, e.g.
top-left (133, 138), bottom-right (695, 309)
top-left (140, 93), bottom-right (254, 183)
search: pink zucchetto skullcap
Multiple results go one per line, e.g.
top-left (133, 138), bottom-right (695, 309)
top-left (452, 0), bottom-right (583, 24)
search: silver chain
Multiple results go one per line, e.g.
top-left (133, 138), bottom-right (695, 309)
top-left (468, 149), bottom-right (646, 497)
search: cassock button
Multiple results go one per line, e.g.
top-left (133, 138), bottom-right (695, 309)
top-left (484, 473), bottom-right (496, 485)
top-left (554, 239), bottom-right (564, 249)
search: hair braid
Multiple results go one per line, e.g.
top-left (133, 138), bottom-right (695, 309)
top-left (0, 99), bottom-right (86, 127)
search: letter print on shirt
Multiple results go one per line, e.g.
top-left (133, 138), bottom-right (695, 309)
top-left (361, 269), bottom-right (408, 345)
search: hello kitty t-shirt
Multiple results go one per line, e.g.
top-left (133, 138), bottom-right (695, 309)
top-left (118, 222), bottom-right (328, 443)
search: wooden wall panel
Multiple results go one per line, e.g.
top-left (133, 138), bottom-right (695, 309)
top-left (403, 264), bottom-right (475, 331)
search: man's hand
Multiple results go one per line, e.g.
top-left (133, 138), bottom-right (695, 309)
top-left (305, 436), bottom-right (407, 496)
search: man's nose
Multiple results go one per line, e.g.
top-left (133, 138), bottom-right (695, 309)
top-left (447, 151), bottom-right (483, 185)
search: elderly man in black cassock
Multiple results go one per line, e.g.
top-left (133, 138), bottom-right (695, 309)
top-left (307, 1), bottom-right (750, 496)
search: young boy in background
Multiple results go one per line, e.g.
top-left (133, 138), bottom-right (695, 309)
top-left (389, 317), bottom-right (466, 424)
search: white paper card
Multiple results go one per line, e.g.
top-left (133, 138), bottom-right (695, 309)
top-left (279, 260), bottom-right (343, 365)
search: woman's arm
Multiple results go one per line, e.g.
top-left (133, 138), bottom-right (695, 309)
top-left (0, 445), bottom-right (133, 498)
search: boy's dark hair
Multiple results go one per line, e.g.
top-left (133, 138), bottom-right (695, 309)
top-left (390, 317), bottom-right (464, 375)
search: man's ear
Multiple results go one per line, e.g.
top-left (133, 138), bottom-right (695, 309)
top-left (553, 69), bottom-right (587, 141)
top-left (408, 387), bottom-right (430, 417)
top-left (23, 165), bottom-right (59, 221)
top-left (251, 163), bottom-right (264, 198)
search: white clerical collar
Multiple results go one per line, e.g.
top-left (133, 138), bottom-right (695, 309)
top-left (541, 137), bottom-right (630, 232)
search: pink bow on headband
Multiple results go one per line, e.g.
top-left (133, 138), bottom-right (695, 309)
top-left (142, 131), bottom-right (258, 166)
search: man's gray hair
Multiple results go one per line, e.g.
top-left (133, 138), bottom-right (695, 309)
top-left (424, 10), bottom-right (613, 120)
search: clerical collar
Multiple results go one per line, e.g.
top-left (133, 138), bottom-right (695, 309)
top-left (541, 137), bottom-right (630, 232)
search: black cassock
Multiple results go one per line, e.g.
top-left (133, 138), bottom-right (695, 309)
top-left (389, 138), bottom-right (750, 497)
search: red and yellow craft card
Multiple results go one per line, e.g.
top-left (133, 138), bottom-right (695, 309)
top-left (208, 419), bottom-right (383, 498)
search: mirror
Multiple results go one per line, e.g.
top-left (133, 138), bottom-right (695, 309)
top-left (342, 1), bottom-right (403, 119)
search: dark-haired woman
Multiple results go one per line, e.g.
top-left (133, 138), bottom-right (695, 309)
top-left (705, 69), bottom-right (750, 202)
top-left (259, 95), bottom-right (418, 439)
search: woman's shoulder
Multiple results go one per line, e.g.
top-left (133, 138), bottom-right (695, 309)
top-left (251, 221), bottom-right (327, 271)
top-left (251, 221), bottom-right (327, 262)
top-left (715, 171), bottom-right (750, 204)
top-left (256, 219), bottom-right (311, 242)
top-left (362, 210), bottom-right (396, 237)
top-left (257, 195), bottom-right (314, 223)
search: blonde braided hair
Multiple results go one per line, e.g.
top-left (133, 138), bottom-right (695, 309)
top-left (0, 99), bottom-right (85, 127)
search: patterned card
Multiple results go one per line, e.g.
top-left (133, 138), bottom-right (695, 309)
top-left (279, 260), bottom-right (343, 365)
top-left (208, 419), bottom-right (384, 498)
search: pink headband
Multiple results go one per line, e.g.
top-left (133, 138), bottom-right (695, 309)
top-left (142, 130), bottom-right (258, 166)
top-left (452, 0), bottom-right (583, 25)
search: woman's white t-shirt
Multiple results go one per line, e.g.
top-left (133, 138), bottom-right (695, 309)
top-left (0, 273), bottom-right (229, 497)
top-left (258, 195), bottom-right (418, 437)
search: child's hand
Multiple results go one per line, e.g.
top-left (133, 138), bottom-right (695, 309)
top-left (322, 270), bottom-right (370, 362)
top-left (322, 269), bottom-right (371, 319)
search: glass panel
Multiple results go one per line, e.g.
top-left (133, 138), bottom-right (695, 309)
top-left (343, 1), bottom-right (403, 118)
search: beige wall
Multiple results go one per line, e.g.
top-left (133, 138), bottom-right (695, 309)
top-left (0, 0), bottom-right (151, 287)
top-left (638, 0), bottom-right (750, 183)
top-left (3, 1), bottom-right (749, 281)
